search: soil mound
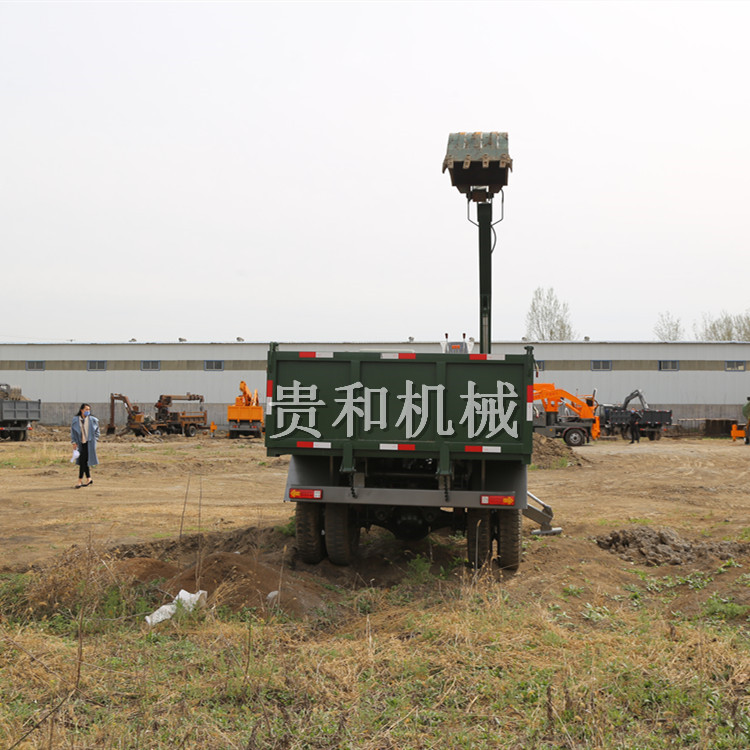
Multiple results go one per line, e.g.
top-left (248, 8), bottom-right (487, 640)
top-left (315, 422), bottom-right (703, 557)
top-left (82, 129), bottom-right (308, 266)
top-left (596, 526), bottom-right (750, 567)
top-left (532, 433), bottom-right (583, 468)
top-left (118, 551), bottom-right (331, 618)
top-left (112, 526), bottom-right (280, 565)
top-left (116, 557), bottom-right (181, 583)
top-left (164, 551), bottom-right (329, 617)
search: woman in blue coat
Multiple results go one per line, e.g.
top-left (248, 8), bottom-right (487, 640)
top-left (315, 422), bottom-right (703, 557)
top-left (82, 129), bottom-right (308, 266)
top-left (71, 403), bottom-right (100, 488)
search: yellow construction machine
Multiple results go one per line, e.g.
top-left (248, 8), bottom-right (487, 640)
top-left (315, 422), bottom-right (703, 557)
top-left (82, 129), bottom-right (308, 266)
top-left (227, 381), bottom-right (264, 438)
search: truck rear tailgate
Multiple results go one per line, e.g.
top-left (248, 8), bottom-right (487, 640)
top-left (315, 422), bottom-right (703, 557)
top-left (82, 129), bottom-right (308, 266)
top-left (265, 349), bottom-right (534, 464)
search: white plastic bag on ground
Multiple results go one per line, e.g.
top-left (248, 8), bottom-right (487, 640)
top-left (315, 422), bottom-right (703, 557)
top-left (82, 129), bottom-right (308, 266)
top-left (145, 589), bottom-right (207, 627)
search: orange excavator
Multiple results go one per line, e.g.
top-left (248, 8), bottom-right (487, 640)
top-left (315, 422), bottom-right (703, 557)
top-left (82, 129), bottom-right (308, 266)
top-left (532, 383), bottom-right (600, 446)
top-left (227, 381), bottom-right (264, 438)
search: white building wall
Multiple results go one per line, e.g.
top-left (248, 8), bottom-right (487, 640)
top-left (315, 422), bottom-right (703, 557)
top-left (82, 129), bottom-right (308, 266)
top-left (2, 340), bottom-right (749, 424)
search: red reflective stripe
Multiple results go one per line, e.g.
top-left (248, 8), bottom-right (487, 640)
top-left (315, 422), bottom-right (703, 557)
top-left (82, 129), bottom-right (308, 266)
top-left (465, 445), bottom-right (483, 452)
top-left (296, 441), bottom-right (314, 448)
top-left (398, 444), bottom-right (416, 450)
top-left (527, 385), bottom-right (534, 402)
top-left (470, 354), bottom-right (487, 360)
top-left (299, 352), bottom-right (316, 358)
top-left (267, 380), bottom-right (274, 398)
top-left (398, 353), bottom-right (416, 359)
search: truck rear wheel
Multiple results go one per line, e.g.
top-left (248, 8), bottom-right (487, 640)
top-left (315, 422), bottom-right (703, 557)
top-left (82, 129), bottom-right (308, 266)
top-left (18, 429), bottom-right (27, 442)
top-left (496, 509), bottom-right (522, 571)
top-left (185, 425), bottom-right (197, 437)
top-left (325, 503), bottom-right (360, 566)
top-left (295, 502), bottom-right (326, 564)
top-left (466, 509), bottom-right (492, 568)
top-left (564, 428), bottom-right (585, 447)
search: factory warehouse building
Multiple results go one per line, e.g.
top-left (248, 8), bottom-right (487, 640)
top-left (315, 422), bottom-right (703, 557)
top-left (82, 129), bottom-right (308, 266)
top-left (1, 340), bottom-right (748, 428)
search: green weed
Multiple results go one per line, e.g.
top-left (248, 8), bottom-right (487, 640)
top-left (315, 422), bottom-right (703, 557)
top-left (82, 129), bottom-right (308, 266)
top-left (702, 593), bottom-right (750, 622)
top-left (275, 516), bottom-right (296, 537)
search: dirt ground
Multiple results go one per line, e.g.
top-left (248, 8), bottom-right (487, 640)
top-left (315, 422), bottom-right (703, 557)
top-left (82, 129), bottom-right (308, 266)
top-left (3, 429), bottom-right (750, 619)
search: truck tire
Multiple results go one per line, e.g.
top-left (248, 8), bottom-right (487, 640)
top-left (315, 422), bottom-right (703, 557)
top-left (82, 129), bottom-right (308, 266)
top-left (295, 502), bottom-right (326, 564)
top-left (497, 509), bottom-right (522, 571)
top-left (466, 508), bottom-right (492, 568)
top-left (19, 429), bottom-right (27, 442)
top-left (648, 432), bottom-right (656, 441)
top-left (564, 429), bottom-right (585, 447)
top-left (185, 425), bottom-right (197, 438)
top-left (325, 503), bottom-right (360, 566)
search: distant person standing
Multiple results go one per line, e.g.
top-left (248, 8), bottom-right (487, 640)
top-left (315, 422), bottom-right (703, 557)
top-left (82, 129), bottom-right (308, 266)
top-left (743, 397), bottom-right (750, 445)
top-left (629, 410), bottom-right (641, 444)
top-left (71, 403), bottom-right (100, 488)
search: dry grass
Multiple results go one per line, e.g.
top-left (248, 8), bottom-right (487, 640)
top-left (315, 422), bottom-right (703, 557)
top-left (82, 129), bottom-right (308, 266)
top-left (2, 551), bottom-right (750, 749)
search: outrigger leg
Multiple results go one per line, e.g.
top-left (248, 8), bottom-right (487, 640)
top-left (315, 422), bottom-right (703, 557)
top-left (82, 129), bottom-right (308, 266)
top-left (524, 492), bottom-right (562, 536)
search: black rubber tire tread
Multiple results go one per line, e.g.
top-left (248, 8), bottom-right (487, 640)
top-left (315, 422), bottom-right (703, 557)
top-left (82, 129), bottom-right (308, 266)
top-left (466, 508), bottom-right (493, 568)
top-left (19, 430), bottom-right (27, 442)
top-left (564, 429), bottom-right (585, 447)
top-left (186, 425), bottom-right (197, 437)
top-left (324, 503), bottom-right (360, 566)
top-left (295, 502), bottom-right (326, 564)
top-left (497, 508), bottom-right (523, 571)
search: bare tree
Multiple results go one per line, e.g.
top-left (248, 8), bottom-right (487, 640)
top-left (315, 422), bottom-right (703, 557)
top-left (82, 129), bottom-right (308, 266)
top-left (653, 311), bottom-right (684, 341)
top-left (694, 310), bottom-right (750, 341)
top-left (525, 287), bottom-right (576, 341)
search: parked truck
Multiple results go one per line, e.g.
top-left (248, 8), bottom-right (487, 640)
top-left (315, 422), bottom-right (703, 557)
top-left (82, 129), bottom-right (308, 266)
top-left (532, 383), bottom-right (600, 446)
top-left (599, 389), bottom-right (672, 441)
top-left (0, 384), bottom-right (41, 441)
top-left (264, 132), bottom-right (559, 569)
top-left (106, 392), bottom-right (207, 436)
top-left (266, 345), bottom-right (538, 569)
top-left (227, 381), bottom-right (264, 438)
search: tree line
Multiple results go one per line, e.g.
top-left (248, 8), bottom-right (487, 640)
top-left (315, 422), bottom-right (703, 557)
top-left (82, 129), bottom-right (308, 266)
top-left (525, 287), bottom-right (750, 342)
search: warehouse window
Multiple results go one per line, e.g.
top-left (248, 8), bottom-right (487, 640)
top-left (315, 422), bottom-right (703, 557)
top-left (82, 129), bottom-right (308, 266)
top-left (658, 360), bottom-right (679, 371)
top-left (87, 360), bottom-right (107, 371)
top-left (141, 360), bottom-right (161, 371)
top-left (204, 360), bottom-right (224, 371)
top-left (591, 360), bottom-right (612, 371)
top-left (725, 361), bottom-right (746, 372)
top-left (25, 360), bottom-right (45, 371)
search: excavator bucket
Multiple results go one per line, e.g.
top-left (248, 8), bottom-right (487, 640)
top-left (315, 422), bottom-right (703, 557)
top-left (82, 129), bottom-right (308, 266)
top-left (442, 132), bottom-right (512, 196)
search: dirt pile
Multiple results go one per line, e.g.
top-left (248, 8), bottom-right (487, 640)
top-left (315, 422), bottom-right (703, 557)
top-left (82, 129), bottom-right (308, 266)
top-left (596, 526), bottom-right (750, 566)
top-left (116, 550), bottom-right (332, 618)
top-left (531, 433), bottom-right (583, 468)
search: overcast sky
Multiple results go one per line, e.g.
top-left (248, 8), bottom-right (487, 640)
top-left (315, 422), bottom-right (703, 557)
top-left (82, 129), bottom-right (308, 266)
top-left (2, 1), bottom-right (748, 344)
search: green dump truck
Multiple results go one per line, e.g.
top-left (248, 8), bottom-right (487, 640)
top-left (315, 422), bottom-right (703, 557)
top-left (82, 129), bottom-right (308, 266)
top-left (266, 132), bottom-right (559, 569)
top-left (266, 345), bottom-right (538, 569)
